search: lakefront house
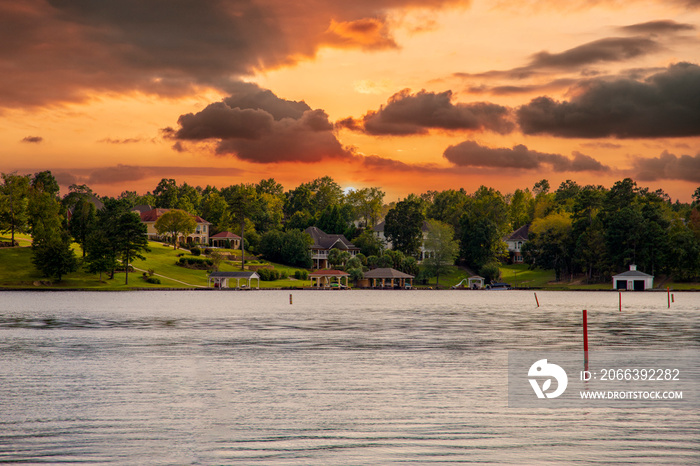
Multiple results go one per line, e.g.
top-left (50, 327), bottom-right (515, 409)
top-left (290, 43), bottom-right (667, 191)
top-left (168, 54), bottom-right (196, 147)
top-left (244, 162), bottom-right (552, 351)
top-left (304, 226), bottom-right (360, 269)
top-left (139, 208), bottom-right (211, 245)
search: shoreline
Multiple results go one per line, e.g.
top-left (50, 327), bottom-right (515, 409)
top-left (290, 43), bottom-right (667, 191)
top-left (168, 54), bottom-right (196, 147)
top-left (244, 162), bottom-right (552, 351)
top-left (1, 287), bottom-right (696, 292)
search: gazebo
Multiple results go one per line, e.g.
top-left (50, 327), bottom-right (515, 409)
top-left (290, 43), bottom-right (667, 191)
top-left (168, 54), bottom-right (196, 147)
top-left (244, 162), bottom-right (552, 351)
top-left (309, 269), bottom-right (350, 288)
top-left (468, 275), bottom-right (485, 289)
top-left (363, 268), bottom-right (414, 289)
top-left (208, 271), bottom-right (260, 289)
top-left (210, 231), bottom-right (241, 249)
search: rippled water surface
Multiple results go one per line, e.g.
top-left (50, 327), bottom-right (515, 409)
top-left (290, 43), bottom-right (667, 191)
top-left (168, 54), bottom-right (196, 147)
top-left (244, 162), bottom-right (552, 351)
top-left (0, 290), bottom-right (698, 464)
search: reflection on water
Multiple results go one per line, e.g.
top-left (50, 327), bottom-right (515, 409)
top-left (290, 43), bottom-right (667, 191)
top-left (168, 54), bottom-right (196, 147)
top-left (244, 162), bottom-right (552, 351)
top-left (0, 290), bottom-right (698, 464)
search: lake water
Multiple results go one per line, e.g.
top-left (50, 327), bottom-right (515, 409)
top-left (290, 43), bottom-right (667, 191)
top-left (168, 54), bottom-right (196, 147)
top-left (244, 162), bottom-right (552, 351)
top-left (0, 290), bottom-right (698, 464)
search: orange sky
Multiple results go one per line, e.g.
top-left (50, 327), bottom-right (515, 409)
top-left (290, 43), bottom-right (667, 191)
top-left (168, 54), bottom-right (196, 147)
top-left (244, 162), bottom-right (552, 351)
top-left (2, 0), bottom-right (700, 201)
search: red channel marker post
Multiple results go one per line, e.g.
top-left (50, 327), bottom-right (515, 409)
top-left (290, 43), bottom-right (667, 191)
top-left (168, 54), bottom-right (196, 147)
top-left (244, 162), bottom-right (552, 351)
top-left (619, 291), bottom-right (622, 312)
top-left (583, 310), bottom-right (589, 371)
top-left (534, 292), bottom-right (540, 307)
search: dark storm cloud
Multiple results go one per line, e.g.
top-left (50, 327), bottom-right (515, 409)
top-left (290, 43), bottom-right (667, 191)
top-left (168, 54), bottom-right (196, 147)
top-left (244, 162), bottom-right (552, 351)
top-left (529, 37), bottom-right (662, 69)
top-left (516, 62), bottom-right (700, 138)
top-left (337, 89), bottom-right (514, 135)
top-left (21, 136), bottom-right (43, 143)
top-left (443, 140), bottom-right (610, 172)
top-left (0, 0), bottom-right (466, 108)
top-left (170, 83), bottom-right (351, 163)
top-left (467, 78), bottom-right (578, 96)
top-left (618, 20), bottom-right (696, 35)
top-left (633, 151), bottom-right (700, 182)
top-left (454, 37), bottom-right (663, 82)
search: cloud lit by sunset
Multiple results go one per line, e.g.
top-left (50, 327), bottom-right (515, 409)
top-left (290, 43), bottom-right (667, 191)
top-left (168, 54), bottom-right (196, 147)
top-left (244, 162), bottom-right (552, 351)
top-left (2, 0), bottom-right (700, 199)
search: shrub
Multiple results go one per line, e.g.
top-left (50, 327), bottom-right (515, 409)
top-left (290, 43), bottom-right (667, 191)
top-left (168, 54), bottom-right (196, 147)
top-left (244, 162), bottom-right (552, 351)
top-left (146, 277), bottom-right (161, 284)
top-left (190, 247), bottom-right (201, 256)
top-left (147, 268), bottom-right (155, 277)
top-left (177, 257), bottom-right (213, 269)
top-left (279, 271), bottom-right (288, 279)
top-left (257, 268), bottom-right (280, 281)
top-left (480, 262), bottom-right (501, 283)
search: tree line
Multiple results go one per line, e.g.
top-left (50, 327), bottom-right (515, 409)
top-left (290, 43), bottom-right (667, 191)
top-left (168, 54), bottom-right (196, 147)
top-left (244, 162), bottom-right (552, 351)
top-left (2, 170), bottom-right (700, 284)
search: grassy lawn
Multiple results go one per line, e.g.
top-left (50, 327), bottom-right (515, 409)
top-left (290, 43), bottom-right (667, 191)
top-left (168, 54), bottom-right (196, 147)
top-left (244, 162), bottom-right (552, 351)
top-left (0, 239), bottom-right (315, 289)
top-left (421, 265), bottom-right (473, 289)
top-left (499, 264), bottom-right (556, 288)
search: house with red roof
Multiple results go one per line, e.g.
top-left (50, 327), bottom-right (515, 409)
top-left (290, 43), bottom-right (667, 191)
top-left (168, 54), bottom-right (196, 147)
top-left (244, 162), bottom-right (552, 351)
top-left (139, 208), bottom-right (211, 245)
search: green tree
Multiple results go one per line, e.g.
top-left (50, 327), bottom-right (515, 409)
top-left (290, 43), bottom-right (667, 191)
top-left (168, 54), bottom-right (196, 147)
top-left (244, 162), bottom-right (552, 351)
top-left (459, 215), bottom-right (505, 270)
top-left (286, 210), bottom-right (314, 231)
top-left (427, 189), bottom-right (468, 234)
top-left (200, 192), bottom-right (231, 233)
top-left (84, 228), bottom-right (115, 281)
top-left (384, 194), bottom-right (425, 257)
top-left (508, 188), bottom-right (534, 230)
top-left (154, 209), bottom-right (197, 249)
top-left (225, 184), bottom-right (261, 269)
top-left (0, 172), bottom-right (31, 244)
top-left (280, 229), bottom-right (313, 268)
top-left (346, 187), bottom-right (385, 227)
top-left (31, 170), bottom-right (60, 198)
top-left (153, 178), bottom-right (179, 208)
top-left (259, 230), bottom-right (285, 263)
top-left (522, 212), bottom-right (573, 281)
top-left (114, 212), bottom-right (149, 285)
top-left (352, 229), bottom-right (384, 257)
top-left (256, 178), bottom-right (284, 196)
top-left (328, 248), bottom-right (351, 268)
top-left (31, 231), bottom-right (78, 281)
top-left (422, 219), bottom-right (459, 288)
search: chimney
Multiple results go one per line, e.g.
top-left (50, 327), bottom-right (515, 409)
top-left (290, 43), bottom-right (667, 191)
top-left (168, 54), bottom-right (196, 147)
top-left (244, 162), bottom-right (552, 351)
top-left (629, 264), bottom-right (637, 271)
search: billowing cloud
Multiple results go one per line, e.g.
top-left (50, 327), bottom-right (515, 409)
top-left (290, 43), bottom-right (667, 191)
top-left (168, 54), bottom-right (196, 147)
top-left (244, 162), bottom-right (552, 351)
top-left (633, 150), bottom-right (700, 182)
top-left (322, 18), bottom-right (397, 50)
top-left (21, 136), bottom-right (43, 143)
top-left (443, 140), bottom-right (610, 172)
top-left (337, 89), bottom-right (514, 135)
top-left (517, 62), bottom-right (700, 138)
top-left (169, 83), bottom-right (352, 163)
top-left (0, 0), bottom-right (466, 108)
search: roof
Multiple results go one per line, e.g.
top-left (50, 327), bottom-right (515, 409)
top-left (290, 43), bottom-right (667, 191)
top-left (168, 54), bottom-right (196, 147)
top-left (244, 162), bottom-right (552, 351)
top-left (132, 204), bottom-right (152, 214)
top-left (309, 269), bottom-right (350, 276)
top-left (613, 264), bottom-right (653, 278)
top-left (363, 267), bottom-right (414, 279)
top-left (469, 275), bottom-right (485, 280)
top-left (208, 271), bottom-right (259, 279)
top-left (506, 224), bottom-right (530, 242)
top-left (614, 270), bottom-right (653, 278)
top-left (210, 231), bottom-right (241, 239)
top-left (304, 226), bottom-right (358, 251)
top-left (140, 208), bottom-right (211, 224)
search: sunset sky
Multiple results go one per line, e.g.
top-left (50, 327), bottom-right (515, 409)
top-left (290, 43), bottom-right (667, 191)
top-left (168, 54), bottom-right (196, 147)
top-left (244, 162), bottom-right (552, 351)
top-left (2, 0), bottom-right (700, 201)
